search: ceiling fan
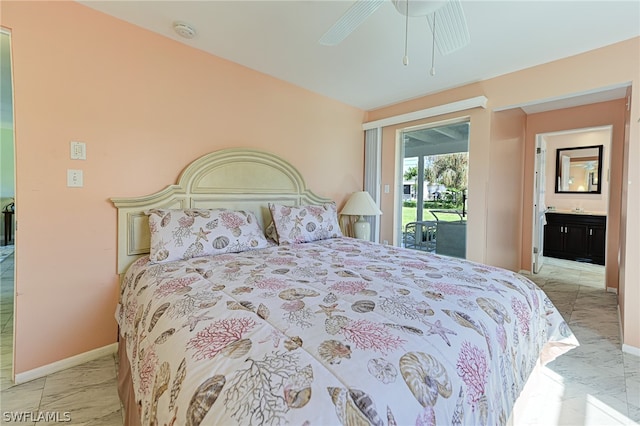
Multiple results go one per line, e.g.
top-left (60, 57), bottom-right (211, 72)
top-left (319, 0), bottom-right (470, 69)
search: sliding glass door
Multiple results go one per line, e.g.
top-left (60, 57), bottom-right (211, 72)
top-left (400, 120), bottom-right (469, 258)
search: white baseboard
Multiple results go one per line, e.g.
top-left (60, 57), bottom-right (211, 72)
top-left (622, 344), bottom-right (640, 357)
top-left (14, 343), bottom-right (117, 385)
top-left (606, 286), bottom-right (618, 294)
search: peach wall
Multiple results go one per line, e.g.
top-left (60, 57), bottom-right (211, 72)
top-left (486, 109), bottom-right (526, 270)
top-left (367, 38), bottom-right (639, 350)
top-left (3, 1), bottom-right (364, 374)
top-left (524, 100), bottom-right (626, 294)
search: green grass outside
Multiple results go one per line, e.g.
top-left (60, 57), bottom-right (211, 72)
top-left (402, 207), bottom-right (466, 230)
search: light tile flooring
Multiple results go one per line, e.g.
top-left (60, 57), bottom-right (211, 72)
top-left (0, 249), bottom-right (123, 425)
top-left (0, 252), bottom-right (638, 425)
top-left (519, 257), bottom-right (640, 425)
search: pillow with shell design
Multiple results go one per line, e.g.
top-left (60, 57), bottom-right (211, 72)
top-left (146, 208), bottom-right (273, 263)
top-left (268, 202), bottom-right (343, 245)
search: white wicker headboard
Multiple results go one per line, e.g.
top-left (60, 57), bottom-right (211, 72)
top-left (111, 148), bottom-right (331, 274)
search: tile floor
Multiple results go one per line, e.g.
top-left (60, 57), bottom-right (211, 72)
top-left (0, 252), bottom-right (638, 425)
top-left (0, 249), bottom-right (123, 425)
top-left (518, 257), bottom-right (640, 425)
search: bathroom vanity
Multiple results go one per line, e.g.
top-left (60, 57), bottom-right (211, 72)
top-left (544, 211), bottom-right (606, 265)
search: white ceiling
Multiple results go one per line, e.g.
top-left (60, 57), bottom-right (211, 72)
top-left (74, 0), bottom-right (639, 111)
top-left (1, 1), bottom-right (638, 129)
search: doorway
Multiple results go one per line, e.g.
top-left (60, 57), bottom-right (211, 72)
top-left (0, 28), bottom-right (15, 384)
top-left (399, 120), bottom-right (469, 258)
top-left (532, 126), bottom-right (611, 287)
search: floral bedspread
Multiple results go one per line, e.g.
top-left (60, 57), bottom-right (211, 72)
top-left (116, 237), bottom-right (578, 426)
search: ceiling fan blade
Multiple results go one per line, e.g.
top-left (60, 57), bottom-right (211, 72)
top-left (427, 0), bottom-right (470, 55)
top-left (392, 0), bottom-right (448, 17)
top-left (319, 0), bottom-right (386, 46)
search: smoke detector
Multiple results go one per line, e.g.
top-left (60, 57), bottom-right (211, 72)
top-left (173, 22), bottom-right (196, 39)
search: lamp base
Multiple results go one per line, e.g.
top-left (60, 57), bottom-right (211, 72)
top-left (353, 216), bottom-right (370, 240)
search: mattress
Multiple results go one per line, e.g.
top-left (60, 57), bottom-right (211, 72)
top-left (116, 237), bottom-right (578, 426)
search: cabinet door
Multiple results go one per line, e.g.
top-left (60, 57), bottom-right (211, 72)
top-left (544, 224), bottom-right (564, 254)
top-left (564, 224), bottom-right (588, 257)
top-left (588, 226), bottom-right (606, 264)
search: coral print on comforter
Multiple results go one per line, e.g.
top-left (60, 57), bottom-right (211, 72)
top-left (116, 238), bottom-right (577, 426)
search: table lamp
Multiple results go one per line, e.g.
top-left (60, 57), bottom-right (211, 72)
top-left (341, 191), bottom-right (382, 240)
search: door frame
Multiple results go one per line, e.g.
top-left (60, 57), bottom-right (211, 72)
top-left (532, 135), bottom-right (546, 273)
top-left (395, 117), bottom-right (470, 248)
top-left (531, 125), bottom-right (612, 276)
top-left (0, 27), bottom-right (16, 382)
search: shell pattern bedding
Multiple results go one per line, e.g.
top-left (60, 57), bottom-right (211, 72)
top-left (116, 237), bottom-right (578, 426)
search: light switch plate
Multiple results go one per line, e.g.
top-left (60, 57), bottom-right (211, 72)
top-left (70, 141), bottom-right (86, 160)
top-left (67, 169), bottom-right (83, 187)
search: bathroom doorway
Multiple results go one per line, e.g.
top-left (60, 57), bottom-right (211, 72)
top-left (532, 126), bottom-right (612, 287)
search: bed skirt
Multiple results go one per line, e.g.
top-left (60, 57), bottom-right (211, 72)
top-left (118, 338), bottom-right (141, 426)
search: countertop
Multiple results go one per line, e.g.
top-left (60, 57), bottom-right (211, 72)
top-left (546, 209), bottom-right (607, 216)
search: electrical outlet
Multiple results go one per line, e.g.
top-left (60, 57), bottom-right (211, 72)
top-left (67, 169), bottom-right (83, 187)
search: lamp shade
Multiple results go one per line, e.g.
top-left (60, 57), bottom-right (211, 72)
top-left (341, 191), bottom-right (382, 240)
top-left (341, 191), bottom-right (382, 216)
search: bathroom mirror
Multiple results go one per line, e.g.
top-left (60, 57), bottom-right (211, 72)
top-left (555, 145), bottom-right (603, 194)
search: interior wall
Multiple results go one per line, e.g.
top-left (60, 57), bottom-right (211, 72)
top-left (367, 37), bottom-right (639, 350)
top-left (543, 129), bottom-right (611, 214)
top-left (485, 109), bottom-right (526, 270)
top-left (3, 1), bottom-right (365, 374)
top-left (524, 100), bottom-right (626, 293)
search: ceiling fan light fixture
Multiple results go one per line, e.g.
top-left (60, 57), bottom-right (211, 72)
top-left (173, 22), bottom-right (197, 39)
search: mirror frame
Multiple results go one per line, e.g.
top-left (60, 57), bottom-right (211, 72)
top-left (555, 144), bottom-right (603, 194)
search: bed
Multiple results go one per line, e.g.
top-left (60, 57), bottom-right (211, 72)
top-left (112, 148), bottom-right (578, 426)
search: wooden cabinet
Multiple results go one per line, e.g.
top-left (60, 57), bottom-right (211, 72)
top-left (587, 226), bottom-right (606, 261)
top-left (543, 212), bottom-right (606, 265)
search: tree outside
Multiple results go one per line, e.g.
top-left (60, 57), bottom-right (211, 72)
top-left (403, 152), bottom-right (468, 228)
top-left (431, 153), bottom-right (468, 191)
top-left (404, 153), bottom-right (468, 205)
